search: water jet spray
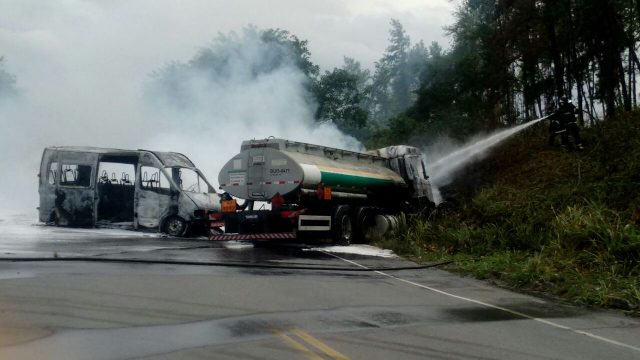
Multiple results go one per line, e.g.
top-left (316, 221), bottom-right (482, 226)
top-left (426, 116), bottom-right (548, 203)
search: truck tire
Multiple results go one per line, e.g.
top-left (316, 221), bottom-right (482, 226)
top-left (353, 207), bottom-right (374, 244)
top-left (332, 205), bottom-right (353, 246)
top-left (162, 216), bottom-right (187, 237)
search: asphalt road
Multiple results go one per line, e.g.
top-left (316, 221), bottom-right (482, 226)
top-left (0, 217), bottom-right (639, 359)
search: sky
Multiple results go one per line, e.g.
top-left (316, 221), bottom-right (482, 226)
top-left (0, 0), bottom-right (456, 212)
top-left (0, 0), bottom-right (454, 75)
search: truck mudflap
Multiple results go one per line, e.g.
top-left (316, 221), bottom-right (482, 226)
top-left (209, 233), bottom-right (296, 241)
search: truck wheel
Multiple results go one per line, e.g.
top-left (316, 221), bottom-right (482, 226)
top-left (163, 216), bottom-right (187, 237)
top-left (353, 207), bottom-right (374, 244)
top-left (332, 205), bottom-right (353, 246)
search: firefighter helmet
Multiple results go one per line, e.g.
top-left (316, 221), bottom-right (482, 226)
top-left (559, 95), bottom-right (568, 105)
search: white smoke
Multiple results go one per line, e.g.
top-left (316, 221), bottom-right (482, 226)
top-left (0, 26), bottom-right (359, 213)
top-left (142, 28), bottom-right (361, 184)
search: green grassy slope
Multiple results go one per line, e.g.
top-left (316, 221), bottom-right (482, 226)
top-left (378, 111), bottom-right (640, 314)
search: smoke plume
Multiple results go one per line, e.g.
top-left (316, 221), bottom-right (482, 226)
top-left (142, 27), bottom-right (361, 180)
top-left (0, 26), bottom-right (358, 213)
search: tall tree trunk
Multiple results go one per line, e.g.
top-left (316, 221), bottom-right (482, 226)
top-left (637, 0), bottom-right (640, 28)
top-left (566, 0), bottom-right (574, 91)
top-left (569, 3), bottom-right (584, 124)
top-left (618, 51), bottom-right (632, 111)
top-left (543, 2), bottom-right (565, 97)
top-left (577, 75), bottom-right (585, 125)
top-left (587, 63), bottom-right (599, 122)
top-left (630, 48), bottom-right (635, 107)
top-left (599, 0), bottom-right (619, 118)
top-left (536, 95), bottom-right (543, 118)
top-left (633, 62), bottom-right (637, 107)
top-left (631, 2), bottom-right (639, 107)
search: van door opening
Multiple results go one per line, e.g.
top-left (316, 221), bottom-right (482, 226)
top-left (96, 155), bottom-right (138, 224)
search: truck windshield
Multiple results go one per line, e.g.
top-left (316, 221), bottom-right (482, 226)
top-left (171, 167), bottom-right (209, 193)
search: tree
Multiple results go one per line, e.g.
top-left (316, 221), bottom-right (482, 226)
top-left (148, 26), bottom-right (320, 109)
top-left (314, 67), bottom-right (368, 136)
top-left (368, 0), bottom-right (640, 148)
top-left (260, 28), bottom-right (320, 79)
top-left (367, 20), bottom-right (430, 124)
top-left (384, 19), bottom-right (412, 112)
top-left (341, 57), bottom-right (371, 96)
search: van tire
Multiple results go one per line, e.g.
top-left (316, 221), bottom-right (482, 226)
top-left (51, 210), bottom-right (70, 227)
top-left (162, 216), bottom-right (187, 237)
top-left (332, 205), bottom-right (353, 246)
top-left (49, 212), bottom-right (59, 226)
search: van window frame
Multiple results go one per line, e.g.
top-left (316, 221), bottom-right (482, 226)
top-left (139, 165), bottom-right (172, 195)
top-left (47, 161), bottom-right (59, 186)
top-left (59, 163), bottom-right (94, 188)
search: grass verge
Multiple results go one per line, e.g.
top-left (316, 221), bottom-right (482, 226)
top-left (376, 111), bottom-right (640, 315)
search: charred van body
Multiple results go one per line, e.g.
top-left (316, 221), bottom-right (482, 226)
top-left (38, 147), bottom-right (220, 236)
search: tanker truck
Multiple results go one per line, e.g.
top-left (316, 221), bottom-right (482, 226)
top-left (209, 138), bottom-right (435, 245)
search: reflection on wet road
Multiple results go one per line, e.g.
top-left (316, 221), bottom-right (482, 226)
top-left (1, 213), bottom-right (640, 359)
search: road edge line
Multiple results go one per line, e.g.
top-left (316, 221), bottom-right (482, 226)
top-left (323, 251), bottom-right (640, 354)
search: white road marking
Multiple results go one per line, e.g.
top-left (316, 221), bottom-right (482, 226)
top-left (323, 251), bottom-right (640, 354)
top-left (305, 245), bottom-right (397, 258)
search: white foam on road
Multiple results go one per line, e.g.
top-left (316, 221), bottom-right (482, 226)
top-left (5, 224), bottom-right (153, 239)
top-left (222, 241), bottom-right (255, 250)
top-left (0, 211), bottom-right (219, 260)
top-left (0, 213), bottom-right (152, 239)
top-left (306, 245), bottom-right (397, 258)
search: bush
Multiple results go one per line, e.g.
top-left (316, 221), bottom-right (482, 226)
top-left (552, 202), bottom-right (640, 266)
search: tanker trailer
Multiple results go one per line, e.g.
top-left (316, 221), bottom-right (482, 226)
top-left (210, 138), bottom-right (434, 245)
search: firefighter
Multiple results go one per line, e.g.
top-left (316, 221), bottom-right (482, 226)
top-left (550, 96), bottom-right (584, 150)
top-left (546, 100), bottom-right (565, 147)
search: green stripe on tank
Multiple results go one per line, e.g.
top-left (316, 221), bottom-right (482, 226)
top-left (320, 171), bottom-right (395, 188)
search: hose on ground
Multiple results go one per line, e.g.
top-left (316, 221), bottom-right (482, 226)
top-left (0, 257), bottom-right (453, 272)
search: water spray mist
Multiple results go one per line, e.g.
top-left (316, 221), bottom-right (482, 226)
top-left (426, 116), bottom-right (548, 203)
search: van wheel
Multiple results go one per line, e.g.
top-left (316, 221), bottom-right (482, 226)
top-left (332, 206), bottom-right (353, 246)
top-left (51, 210), bottom-right (69, 227)
top-left (163, 216), bottom-right (187, 237)
top-left (49, 212), bottom-right (59, 226)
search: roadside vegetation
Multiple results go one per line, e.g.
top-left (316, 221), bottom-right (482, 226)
top-left (376, 111), bottom-right (640, 315)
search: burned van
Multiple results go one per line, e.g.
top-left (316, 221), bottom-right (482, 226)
top-left (38, 147), bottom-right (220, 236)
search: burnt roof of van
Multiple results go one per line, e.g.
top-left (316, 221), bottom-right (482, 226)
top-left (45, 146), bottom-right (195, 168)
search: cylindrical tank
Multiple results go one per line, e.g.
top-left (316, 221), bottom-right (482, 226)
top-left (218, 139), bottom-right (406, 201)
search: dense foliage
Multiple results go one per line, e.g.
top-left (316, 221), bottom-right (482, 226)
top-left (369, 0), bottom-right (640, 145)
top-left (378, 111), bottom-right (640, 313)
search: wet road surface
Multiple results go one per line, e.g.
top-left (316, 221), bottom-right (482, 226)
top-left (0, 214), bottom-right (639, 359)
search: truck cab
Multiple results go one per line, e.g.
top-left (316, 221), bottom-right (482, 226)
top-left (369, 145), bottom-right (434, 206)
